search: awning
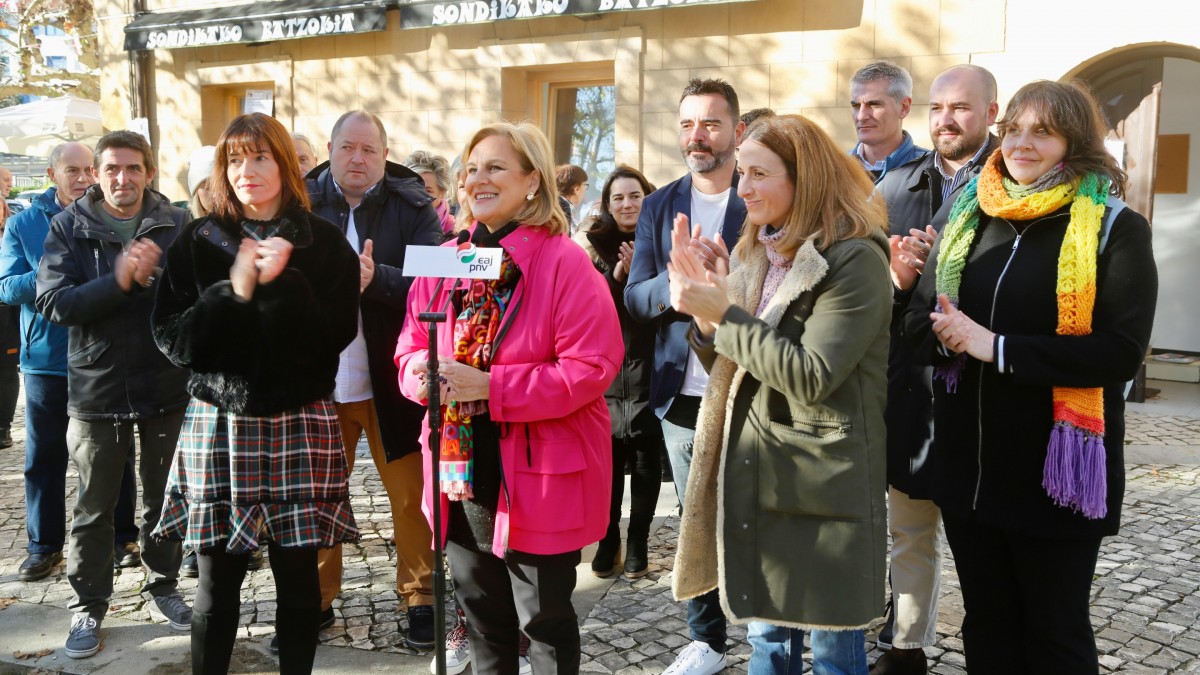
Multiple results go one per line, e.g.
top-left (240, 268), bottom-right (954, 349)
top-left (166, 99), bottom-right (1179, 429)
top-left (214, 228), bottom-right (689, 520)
top-left (123, 0), bottom-right (389, 51)
top-left (397, 0), bottom-right (756, 29)
top-left (0, 96), bottom-right (103, 157)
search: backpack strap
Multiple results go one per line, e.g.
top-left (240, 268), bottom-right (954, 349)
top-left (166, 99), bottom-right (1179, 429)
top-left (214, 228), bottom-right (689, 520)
top-left (1099, 196), bottom-right (1127, 255)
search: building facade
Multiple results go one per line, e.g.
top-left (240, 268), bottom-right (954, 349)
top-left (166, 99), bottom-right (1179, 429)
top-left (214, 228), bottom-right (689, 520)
top-left (95, 0), bottom-right (1200, 352)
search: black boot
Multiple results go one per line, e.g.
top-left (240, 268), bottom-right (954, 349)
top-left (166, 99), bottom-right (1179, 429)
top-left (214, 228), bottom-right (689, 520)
top-left (275, 605), bottom-right (320, 675)
top-left (623, 535), bottom-right (649, 578)
top-left (191, 609), bottom-right (240, 675)
top-left (591, 530), bottom-right (621, 578)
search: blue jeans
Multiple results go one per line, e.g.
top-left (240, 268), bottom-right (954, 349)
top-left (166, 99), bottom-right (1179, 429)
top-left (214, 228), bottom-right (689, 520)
top-left (660, 395), bottom-right (701, 511)
top-left (662, 395), bottom-right (727, 653)
top-left (24, 374), bottom-right (139, 554)
top-left (748, 623), bottom-right (867, 675)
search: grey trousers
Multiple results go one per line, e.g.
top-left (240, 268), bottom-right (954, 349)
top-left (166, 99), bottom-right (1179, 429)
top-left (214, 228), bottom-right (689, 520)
top-left (66, 410), bottom-right (186, 617)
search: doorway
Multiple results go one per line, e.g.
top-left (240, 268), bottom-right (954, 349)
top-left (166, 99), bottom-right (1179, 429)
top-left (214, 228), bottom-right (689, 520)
top-left (1073, 47), bottom-right (1200, 354)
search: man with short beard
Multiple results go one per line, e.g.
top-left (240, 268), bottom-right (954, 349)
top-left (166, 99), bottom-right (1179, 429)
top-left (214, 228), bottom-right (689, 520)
top-left (625, 78), bottom-right (746, 675)
top-left (36, 130), bottom-right (192, 659)
top-left (871, 64), bottom-right (1000, 675)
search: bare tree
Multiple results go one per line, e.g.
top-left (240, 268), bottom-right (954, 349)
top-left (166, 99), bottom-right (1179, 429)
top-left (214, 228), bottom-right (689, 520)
top-left (570, 85), bottom-right (615, 181)
top-left (0, 0), bottom-right (98, 102)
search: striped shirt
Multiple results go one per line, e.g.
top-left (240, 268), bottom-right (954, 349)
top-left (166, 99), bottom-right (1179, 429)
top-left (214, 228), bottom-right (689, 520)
top-left (935, 141), bottom-right (992, 204)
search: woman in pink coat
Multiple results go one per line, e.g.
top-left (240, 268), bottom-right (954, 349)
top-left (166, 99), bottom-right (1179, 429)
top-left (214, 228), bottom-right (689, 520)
top-left (395, 122), bottom-right (622, 675)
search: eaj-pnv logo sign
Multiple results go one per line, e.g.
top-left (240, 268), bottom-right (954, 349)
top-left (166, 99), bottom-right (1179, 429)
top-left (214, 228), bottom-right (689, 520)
top-left (456, 241), bottom-right (477, 263)
top-left (404, 244), bottom-right (503, 280)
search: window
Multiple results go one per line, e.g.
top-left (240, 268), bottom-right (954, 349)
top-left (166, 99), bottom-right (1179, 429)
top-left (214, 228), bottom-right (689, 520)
top-left (200, 82), bottom-right (274, 144)
top-left (549, 83), bottom-right (615, 220)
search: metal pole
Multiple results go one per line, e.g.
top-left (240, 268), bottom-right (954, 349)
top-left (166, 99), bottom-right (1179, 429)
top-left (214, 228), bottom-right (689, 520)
top-left (418, 308), bottom-right (448, 675)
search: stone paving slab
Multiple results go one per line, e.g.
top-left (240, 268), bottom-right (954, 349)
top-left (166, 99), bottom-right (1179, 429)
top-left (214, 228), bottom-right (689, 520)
top-left (0, 402), bottom-right (1199, 673)
top-left (577, 462), bottom-right (1200, 674)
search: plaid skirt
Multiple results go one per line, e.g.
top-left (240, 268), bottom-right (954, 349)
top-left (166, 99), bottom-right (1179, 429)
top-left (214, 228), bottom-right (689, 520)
top-left (154, 397), bottom-right (358, 553)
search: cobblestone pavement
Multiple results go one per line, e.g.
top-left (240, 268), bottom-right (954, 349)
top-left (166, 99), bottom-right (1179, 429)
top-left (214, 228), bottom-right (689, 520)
top-left (1, 404), bottom-right (1199, 673)
top-left (1125, 411), bottom-right (1200, 446)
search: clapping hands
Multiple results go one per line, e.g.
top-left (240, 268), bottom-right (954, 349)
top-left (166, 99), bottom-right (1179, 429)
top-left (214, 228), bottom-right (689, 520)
top-left (230, 236), bottom-right (294, 301)
top-left (930, 294), bottom-right (995, 362)
top-left (116, 238), bottom-right (163, 292)
top-left (667, 213), bottom-right (730, 337)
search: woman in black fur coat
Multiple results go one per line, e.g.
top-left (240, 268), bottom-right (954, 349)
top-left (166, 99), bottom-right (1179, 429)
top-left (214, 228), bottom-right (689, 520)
top-left (150, 113), bottom-right (361, 675)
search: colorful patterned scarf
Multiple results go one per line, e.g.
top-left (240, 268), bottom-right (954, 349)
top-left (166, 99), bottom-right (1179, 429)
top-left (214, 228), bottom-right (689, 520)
top-left (439, 252), bottom-right (519, 500)
top-left (935, 150), bottom-right (1111, 519)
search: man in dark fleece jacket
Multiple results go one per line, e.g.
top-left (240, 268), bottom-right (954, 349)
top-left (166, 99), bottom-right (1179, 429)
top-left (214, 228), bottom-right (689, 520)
top-left (36, 130), bottom-right (191, 660)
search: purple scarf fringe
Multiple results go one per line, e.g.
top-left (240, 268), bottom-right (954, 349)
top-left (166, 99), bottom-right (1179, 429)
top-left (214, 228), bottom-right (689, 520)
top-left (1042, 422), bottom-right (1107, 519)
top-left (934, 354), bottom-right (967, 393)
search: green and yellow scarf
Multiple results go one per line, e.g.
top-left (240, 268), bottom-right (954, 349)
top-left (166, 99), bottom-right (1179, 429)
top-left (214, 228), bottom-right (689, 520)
top-left (936, 150), bottom-right (1110, 519)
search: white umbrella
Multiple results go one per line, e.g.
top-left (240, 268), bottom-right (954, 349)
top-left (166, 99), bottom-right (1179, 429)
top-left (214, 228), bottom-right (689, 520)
top-left (0, 95), bottom-right (104, 157)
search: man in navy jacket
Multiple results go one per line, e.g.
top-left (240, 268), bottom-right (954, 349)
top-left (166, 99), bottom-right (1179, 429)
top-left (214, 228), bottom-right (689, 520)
top-left (625, 77), bottom-right (746, 675)
top-left (36, 131), bottom-right (192, 659)
top-left (306, 110), bottom-right (443, 651)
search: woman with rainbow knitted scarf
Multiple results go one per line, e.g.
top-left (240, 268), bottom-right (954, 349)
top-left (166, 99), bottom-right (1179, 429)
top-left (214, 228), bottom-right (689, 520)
top-left (905, 80), bottom-right (1157, 674)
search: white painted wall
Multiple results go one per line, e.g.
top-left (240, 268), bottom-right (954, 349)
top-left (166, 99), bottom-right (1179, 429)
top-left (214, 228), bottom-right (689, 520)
top-left (1150, 58), bottom-right (1200, 353)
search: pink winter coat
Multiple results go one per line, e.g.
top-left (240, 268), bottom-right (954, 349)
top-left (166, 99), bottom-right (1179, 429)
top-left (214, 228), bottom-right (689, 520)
top-left (395, 222), bottom-right (623, 557)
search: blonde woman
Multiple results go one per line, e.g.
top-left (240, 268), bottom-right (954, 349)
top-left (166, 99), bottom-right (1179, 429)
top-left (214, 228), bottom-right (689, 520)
top-left (396, 123), bottom-right (621, 674)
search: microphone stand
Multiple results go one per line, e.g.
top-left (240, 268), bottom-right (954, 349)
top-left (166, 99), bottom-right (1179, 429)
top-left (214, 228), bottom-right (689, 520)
top-left (418, 277), bottom-right (458, 675)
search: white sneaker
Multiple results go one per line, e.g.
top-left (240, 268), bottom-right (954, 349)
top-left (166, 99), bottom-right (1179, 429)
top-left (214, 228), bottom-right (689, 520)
top-left (431, 619), bottom-right (470, 675)
top-left (663, 640), bottom-right (727, 675)
top-left (519, 654), bottom-right (532, 674)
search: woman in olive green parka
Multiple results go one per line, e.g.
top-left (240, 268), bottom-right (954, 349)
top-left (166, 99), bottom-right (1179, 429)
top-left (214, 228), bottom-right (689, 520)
top-left (669, 114), bottom-right (891, 674)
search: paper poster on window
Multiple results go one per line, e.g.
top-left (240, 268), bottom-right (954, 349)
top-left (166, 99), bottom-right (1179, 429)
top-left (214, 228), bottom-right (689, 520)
top-left (244, 90), bottom-right (274, 116)
top-left (130, 117), bottom-right (151, 145)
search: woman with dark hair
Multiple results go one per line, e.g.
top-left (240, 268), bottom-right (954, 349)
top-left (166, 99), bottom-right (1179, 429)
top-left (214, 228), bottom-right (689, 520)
top-left (151, 112), bottom-right (361, 675)
top-left (670, 114), bottom-right (890, 674)
top-left (396, 122), bottom-right (621, 675)
top-left (574, 165), bottom-right (662, 579)
top-left (905, 80), bottom-right (1157, 673)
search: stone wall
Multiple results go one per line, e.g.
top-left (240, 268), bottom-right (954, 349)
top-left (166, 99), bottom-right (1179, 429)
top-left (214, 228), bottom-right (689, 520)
top-left (94, 0), bottom-right (1199, 201)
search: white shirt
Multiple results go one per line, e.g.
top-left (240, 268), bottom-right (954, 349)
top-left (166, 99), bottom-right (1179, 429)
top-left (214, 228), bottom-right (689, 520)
top-left (679, 185), bottom-right (732, 397)
top-left (333, 205), bottom-right (373, 404)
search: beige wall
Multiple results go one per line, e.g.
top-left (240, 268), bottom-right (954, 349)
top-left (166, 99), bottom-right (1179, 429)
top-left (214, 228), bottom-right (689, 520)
top-left (95, 0), bottom-right (1200, 201)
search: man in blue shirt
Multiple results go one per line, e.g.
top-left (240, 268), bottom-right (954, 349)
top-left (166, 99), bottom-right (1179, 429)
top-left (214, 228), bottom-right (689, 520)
top-left (849, 60), bottom-right (929, 183)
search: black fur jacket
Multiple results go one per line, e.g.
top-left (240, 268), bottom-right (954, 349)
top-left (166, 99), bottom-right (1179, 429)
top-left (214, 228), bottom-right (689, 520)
top-left (152, 206), bottom-right (360, 416)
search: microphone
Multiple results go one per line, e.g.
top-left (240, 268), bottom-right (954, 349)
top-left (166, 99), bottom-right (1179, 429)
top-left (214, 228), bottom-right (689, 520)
top-left (422, 230), bottom-right (471, 315)
top-left (438, 234), bottom-right (470, 315)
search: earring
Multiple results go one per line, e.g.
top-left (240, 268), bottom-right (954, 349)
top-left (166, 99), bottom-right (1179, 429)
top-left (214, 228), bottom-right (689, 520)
top-left (526, 192), bottom-right (535, 201)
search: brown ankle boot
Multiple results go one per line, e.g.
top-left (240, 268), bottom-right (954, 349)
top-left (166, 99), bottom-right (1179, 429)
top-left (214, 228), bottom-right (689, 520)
top-left (869, 647), bottom-right (927, 675)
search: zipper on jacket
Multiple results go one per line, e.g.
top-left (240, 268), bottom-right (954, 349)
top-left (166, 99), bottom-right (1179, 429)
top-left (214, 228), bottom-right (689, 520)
top-left (22, 317), bottom-right (34, 362)
top-left (971, 211), bottom-right (1067, 509)
top-left (973, 229), bottom-right (1022, 509)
